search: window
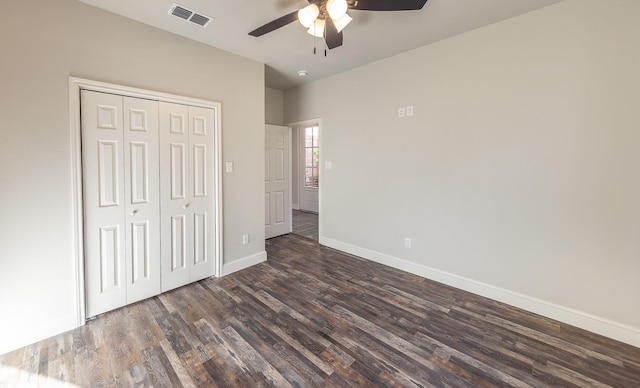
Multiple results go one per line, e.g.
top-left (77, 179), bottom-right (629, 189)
top-left (304, 126), bottom-right (319, 188)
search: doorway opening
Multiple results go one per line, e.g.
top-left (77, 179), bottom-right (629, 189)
top-left (289, 119), bottom-right (321, 242)
top-left (300, 124), bottom-right (319, 213)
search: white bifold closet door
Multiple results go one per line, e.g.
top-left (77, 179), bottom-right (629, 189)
top-left (82, 91), bottom-right (217, 318)
top-left (82, 90), bottom-right (161, 318)
top-left (159, 102), bottom-right (216, 292)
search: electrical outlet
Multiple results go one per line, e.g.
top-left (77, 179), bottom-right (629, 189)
top-left (398, 107), bottom-right (405, 118)
top-left (404, 238), bottom-right (412, 248)
top-left (225, 161), bottom-right (234, 173)
top-left (242, 234), bottom-right (250, 245)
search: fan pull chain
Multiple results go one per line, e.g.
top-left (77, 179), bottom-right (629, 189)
top-left (313, 25), bottom-right (317, 55)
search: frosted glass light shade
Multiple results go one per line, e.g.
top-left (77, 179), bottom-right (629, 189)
top-left (298, 4), bottom-right (319, 28)
top-left (327, 0), bottom-right (348, 20)
top-left (333, 13), bottom-right (352, 33)
top-left (307, 18), bottom-right (325, 37)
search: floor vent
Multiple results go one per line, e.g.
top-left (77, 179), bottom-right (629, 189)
top-left (168, 3), bottom-right (212, 28)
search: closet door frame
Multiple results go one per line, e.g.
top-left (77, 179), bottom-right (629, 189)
top-left (69, 77), bottom-right (222, 325)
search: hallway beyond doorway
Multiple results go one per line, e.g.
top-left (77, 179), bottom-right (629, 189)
top-left (292, 210), bottom-right (318, 241)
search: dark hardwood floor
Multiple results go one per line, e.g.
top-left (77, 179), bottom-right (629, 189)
top-left (1, 234), bottom-right (639, 387)
top-left (292, 209), bottom-right (318, 241)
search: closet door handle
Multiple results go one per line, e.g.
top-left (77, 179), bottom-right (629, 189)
top-left (131, 210), bottom-right (138, 216)
top-left (183, 203), bottom-right (190, 209)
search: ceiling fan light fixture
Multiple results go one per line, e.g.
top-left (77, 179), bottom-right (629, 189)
top-left (307, 18), bottom-right (325, 38)
top-left (333, 13), bottom-right (352, 33)
top-left (298, 4), bottom-right (319, 28)
top-left (327, 0), bottom-right (348, 20)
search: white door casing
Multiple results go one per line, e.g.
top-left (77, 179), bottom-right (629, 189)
top-left (82, 91), bottom-right (161, 317)
top-left (265, 125), bottom-right (291, 239)
top-left (71, 77), bottom-right (222, 324)
top-left (160, 102), bottom-right (216, 292)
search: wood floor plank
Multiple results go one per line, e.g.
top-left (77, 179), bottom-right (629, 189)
top-left (141, 344), bottom-right (175, 388)
top-left (2, 233), bottom-right (639, 387)
top-left (221, 319), bottom-right (293, 387)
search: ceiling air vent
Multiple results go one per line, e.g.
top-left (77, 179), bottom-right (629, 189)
top-left (168, 3), bottom-right (212, 28)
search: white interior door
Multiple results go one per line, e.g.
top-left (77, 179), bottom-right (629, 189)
top-left (82, 90), bottom-right (127, 317)
top-left (299, 125), bottom-right (319, 213)
top-left (187, 106), bottom-right (216, 282)
top-left (123, 97), bottom-right (161, 304)
top-left (159, 102), bottom-right (216, 292)
top-left (82, 91), bottom-right (161, 317)
top-left (265, 125), bottom-right (291, 239)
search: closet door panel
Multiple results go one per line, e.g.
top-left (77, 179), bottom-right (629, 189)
top-left (160, 102), bottom-right (192, 292)
top-left (188, 106), bottom-right (216, 282)
top-left (123, 97), bottom-right (160, 304)
top-left (82, 90), bottom-right (127, 318)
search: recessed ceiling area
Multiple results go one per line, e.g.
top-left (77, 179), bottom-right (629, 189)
top-left (77, 0), bottom-right (565, 90)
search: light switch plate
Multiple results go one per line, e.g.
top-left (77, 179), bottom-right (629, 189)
top-left (406, 106), bottom-right (414, 116)
top-left (225, 161), bottom-right (234, 173)
top-left (325, 161), bottom-right (333, 170)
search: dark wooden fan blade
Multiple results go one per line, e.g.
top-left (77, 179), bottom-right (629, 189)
top-left (349, 0), bottom-right (428, 11)
top-left (324, 17), bottom-right (343, 49)
top-left (249, 11), bottom-right (299, 37)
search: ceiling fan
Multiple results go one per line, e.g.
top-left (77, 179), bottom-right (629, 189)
top-left (249, 0), bottom-right (429, 50)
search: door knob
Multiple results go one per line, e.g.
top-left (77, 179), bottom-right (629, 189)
top-left (131, 210), bottom-right (138, 216)
top-left (184, 203), bottom-right (190, 209)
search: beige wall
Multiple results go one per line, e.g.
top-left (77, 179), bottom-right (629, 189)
top-left (0, 0), bottom-right (265, 354)
top-left (285, 0), bottom-right (640, 346)
top-left (265, 87), bottom-right (285, 125)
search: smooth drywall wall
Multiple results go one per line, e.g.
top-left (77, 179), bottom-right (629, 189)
top-left (266, 87), bottom-right (285, 125)
top-left (0, 0), bottom-right (264, 354)
top-left (285, 0), bottom-right (640, 345)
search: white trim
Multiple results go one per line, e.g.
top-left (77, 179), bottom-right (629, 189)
top-left (320, 236), bottom-right (640, 348)
top-left (222, 251), bottom-right (267, 276)
top-left (292, 203), bottom-right (300, 210)
top-left (213, 105), bottom-right (224, 278)
top-left (68, 78), bottom-right (86, 327)
top-left (288, 126), bottom-right (293, 234)
top-left (69, 76), bottom-right (223, 326)
top-left (69, 77), bottom-right (218, 109)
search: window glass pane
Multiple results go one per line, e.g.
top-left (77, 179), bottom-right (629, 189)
top-left (305, 168), bottom-right (313, 187)
top-left (305, 168), bottom-right (319, 188)
top-left (305, 127), bottom-right (314, 148)
top-left (312, 148), bottom-right (319, 169)
top-left (306, 148), bottom-right (313, 166)
top-left (312, 126), bottom-right (319, 146)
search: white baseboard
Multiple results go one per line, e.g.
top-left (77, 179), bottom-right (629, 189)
top-left (222, 251), bottom-right (267, 276)
top-left (320, 236), bottom-right (640, 349)
top-left (292, 203), bottom-right (300, 210)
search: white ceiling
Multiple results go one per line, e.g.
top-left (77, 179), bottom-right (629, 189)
top-left (77, 0), bottom-right (564, 90)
